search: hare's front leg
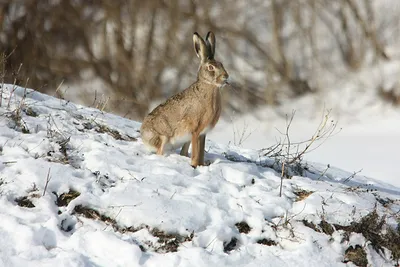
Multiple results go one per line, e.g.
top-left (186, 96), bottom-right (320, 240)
top-left (190, 134), bottom-right (201, 167)
top-left (184, 135), bottom-right (206, 167)
top-left (198, 135), bottom-right (206, 166)
top-left (180, 142), bottom-right (190, 157)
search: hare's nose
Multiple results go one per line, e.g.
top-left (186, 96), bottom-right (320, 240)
top-left (222, 73), bottom-right (229, 80)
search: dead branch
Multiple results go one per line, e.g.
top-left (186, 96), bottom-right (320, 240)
top-left (43, 168), bottom-right (51, 197)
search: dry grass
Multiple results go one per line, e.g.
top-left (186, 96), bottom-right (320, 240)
top-left (15, 196), bottom-right (35, 208)
top-left (304, 210), bottom-right (400, 265)
top-left (55, 190), bottom-right (81, 207)
top-left (256, 238), bottom-right (277, 246)
top-left (344, 245), bottom-right (368, 267)
top-left (72, 204), bottom-right (194, 253)
top-left (235, 221), bottom-right (252, 234)
top-left (293, 189), bottom-right (314, 202)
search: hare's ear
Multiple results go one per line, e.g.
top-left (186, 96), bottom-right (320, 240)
top-left (193, 32), bottom-right (208, 63)
top-left (205, 31), bottom-right (215, 59)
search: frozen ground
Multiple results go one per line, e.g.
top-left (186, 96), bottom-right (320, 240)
top-left (0, 84), bottom-right (399, 267)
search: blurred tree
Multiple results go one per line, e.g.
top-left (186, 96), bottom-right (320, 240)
top-left (0, 0), bottom-right (396, 118)
top-left (0, 0), bottom-right (101, 90)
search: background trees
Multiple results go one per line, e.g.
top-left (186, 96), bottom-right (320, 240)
top-left (1, 0), bottom-right (398, 119)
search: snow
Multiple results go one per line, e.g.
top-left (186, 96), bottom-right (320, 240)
top-left (211, 69), bottom-right (400, 188)
top-left (211, 111), bottom-right (400, 188)
top-left (0, 84), bottom-right (399, 266)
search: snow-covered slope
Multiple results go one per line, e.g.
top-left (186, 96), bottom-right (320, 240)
top-left (0, 84), bottom-right (399, 267)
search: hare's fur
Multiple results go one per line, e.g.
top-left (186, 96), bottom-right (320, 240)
top-left (140, 31), bottom-right (228, 167)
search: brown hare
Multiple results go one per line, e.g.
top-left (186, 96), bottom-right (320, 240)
top-left (140, 31), bottom-right (229, 167)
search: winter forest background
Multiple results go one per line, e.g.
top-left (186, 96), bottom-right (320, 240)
top-left (1, 0), bottom-right (400, 119)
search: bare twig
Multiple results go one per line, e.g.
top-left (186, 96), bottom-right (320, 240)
top-left (43, 168), bottom-right (52, 196)
top-left (103, 208), bottom-right (122, 231)
top-left (288, 110), bottom-right (334, 164)
top-left (1, 161), bottom-right (17, 165)
top-left (54, 79), bottom-right (65, 99)
top-left (230, 114), bottom-right (254, 146)
top-left (16, 77), bottom-right (29, 118)
top-left (108, 203), bottom-right (143, 208)
top-left (342, 169), bottom-right (363, 183)
top-left (280, 161), bottom-right (285, 197)
top-left (316, 164), bottom-right (331, 180)
top-left (255, 109), bottom-right (340, 196)
top-left (7, 63), bottom-right (23, 109)
top-left (0, 53), bottom-right (5, 107)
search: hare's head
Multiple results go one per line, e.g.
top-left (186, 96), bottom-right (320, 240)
top-left (193, 32), bottom-right (229, 86)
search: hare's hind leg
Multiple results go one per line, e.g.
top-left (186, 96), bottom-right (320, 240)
top-left (180, 142), bottom-right (190, 157)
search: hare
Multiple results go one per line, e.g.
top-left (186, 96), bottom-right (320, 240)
top-left (140, 31), bottom-right (229, 167)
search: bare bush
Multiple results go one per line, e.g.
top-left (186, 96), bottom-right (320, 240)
top-left (222, 109), bottom-right (340, 197)
top-left (258, 109), bottom-right (339, 196)
top-left (0, 0), bottom-right (101, 90)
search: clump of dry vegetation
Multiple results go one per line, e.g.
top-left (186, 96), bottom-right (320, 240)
top-left (54, 190), bottom-right (81, 207)
top-left (224, 109), bottom-right (339, 197)
top-left (256, 238), bottom-right (277, 246)
top-left (293, 189), bottom-right (314, 202)
top-left (15, 196), bottom-right (35, 208)
top-left (72, 204), bottom-right (193, 253)
top-left (235, 221), bottom-right (252, 234)
top-left (303, 210), bottom-right (400, 266)
top-left (344, 245), bottom-right (368, 267)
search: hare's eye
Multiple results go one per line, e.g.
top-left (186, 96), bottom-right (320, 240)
top-left (207, 65), bottom-right (215, 71)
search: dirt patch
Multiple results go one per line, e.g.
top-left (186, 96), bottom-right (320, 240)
top-left (384, 226), bottom-right (400, 265)
top-left (344, 245), bottom-right (368, 267)
top-left (222, 152), bottom-right (252, 163)
top-left (302, 219), bottom-right (320, 232)
top-left (15, 196), bottom-right (35, 208)
top-left (72, 205), bottom-right (193, 253)
top-left (73, 205), bottom-right (116, 225)
top-left (55, 189), bottom-right (81, 207)
top-left (95, 124), bottom-right (123, 140)
top-left (334, 210), bottom-right (386, 253)
top-left (257, 238), bottom-right (277, 246)
top-left (374, 195), bottom-right (395, 208)
top-left (319, 219), bottom-right (334, 235)
top-left (235, 221), bottom-right (251, 234)
top-left (302, 219), bottom-right (334, 235)
top-left (150, 228), bottom-right (193, 253)
top-left (293, 189), bottom-right (314, 202)
top-left (24, 107), bottom-right (38, 117)
top-left (303, 210), bottom-right (400, 265)
top-left (47, 137), bottom-right (71, 165)
top-left (9, 112), bottom-right (30, 134)
top-left (82, 122), bottom-right (94, 130)
top-left (345, 186), bottom-right (377, 193)
top-left (94, 124), bottom-right (137, 141)
top-left (223, 237), bottom-right (238, 253)
top-left (57, 137), bottom-right (70, 163)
